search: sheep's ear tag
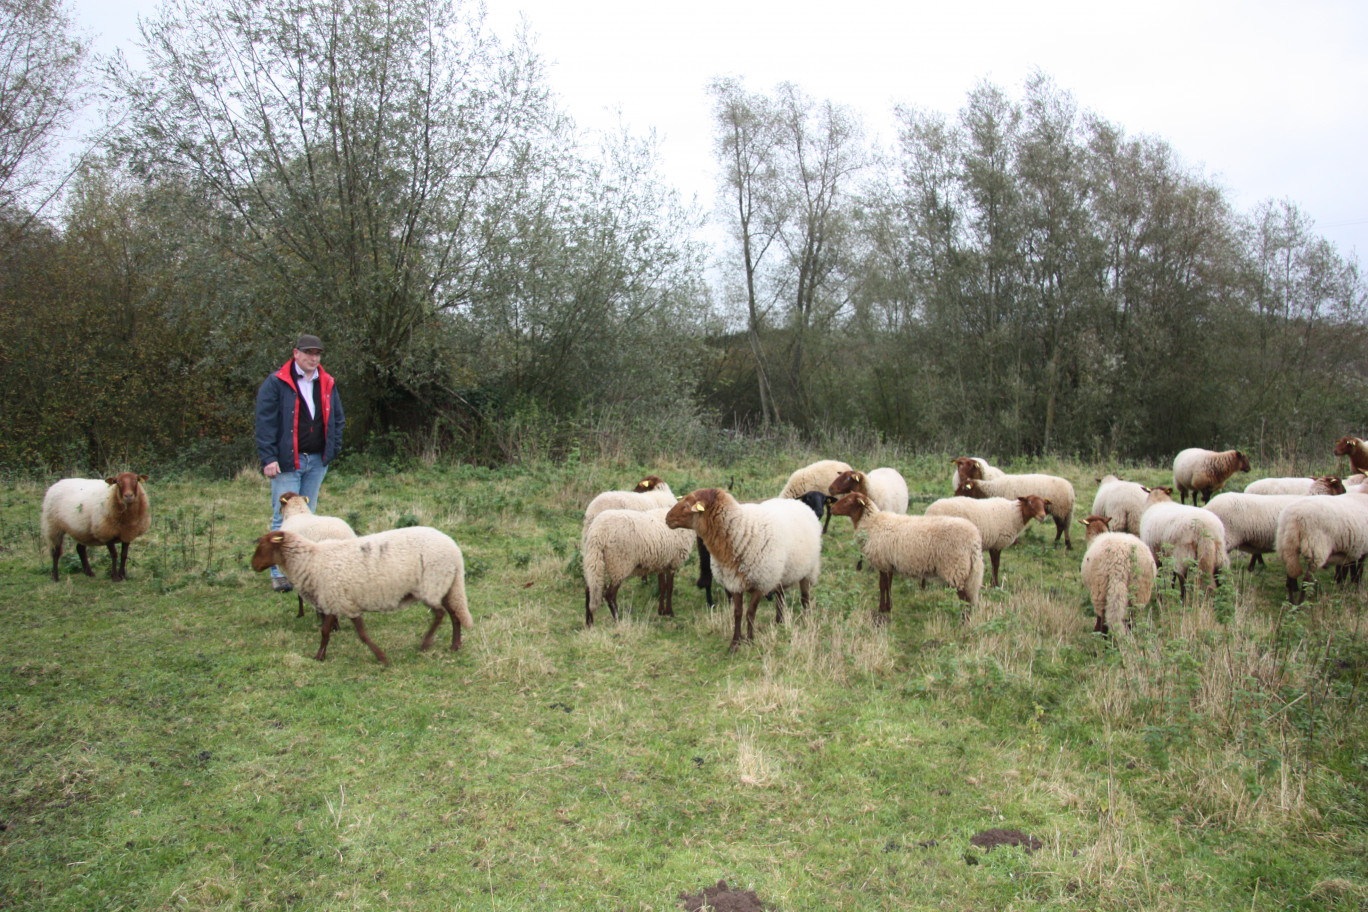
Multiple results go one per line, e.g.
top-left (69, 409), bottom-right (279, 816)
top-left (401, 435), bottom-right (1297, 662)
top-left (302, 496), bottom-right (310, 505)
top-left (271, 533), bottom-right (286, 543)
top-left (854, 473), bottom-right (862, 482)
top-left (640, 479), bottom-right (650, 487)
top-left (692, 502), bottom-right (706, 513)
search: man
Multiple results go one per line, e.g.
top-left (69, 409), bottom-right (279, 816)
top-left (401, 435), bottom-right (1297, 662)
top-left (255, 334), bottom-right (345, 591)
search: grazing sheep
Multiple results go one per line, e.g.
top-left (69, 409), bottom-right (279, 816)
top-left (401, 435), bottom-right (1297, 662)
top-left (1334, 437), bottom-right (1368, 476)
top-left (582, 507), bottom-right (695, 627)
top-left (924, 494), bottom-right (1050, 587)
top-left (583, 476), bottom-right (676, 530)
top-left (40, 472), bottom-right (151, 582)
top-left (828, 468), bottom-right (909, 515)
top-left (955, 473), bottom-right (1075, 549)
top-left (950, 456), bottom-right (1005, 492)
top-left (828, 492), bottom-right (983, 620)
top-left (779, 459), bottom-right (853, 499)
top-left (1275, 492), bottom-right (1368, 604)
top-left (1078, 515), bottom-right (1157, 636)
top-left (665, 488), bottom-right (821, 651)
top-left (250, 528), bottom-right (471, 665)
top-left (278, 491), bottom-right (358, 618)
top-left (1139, 487), bottom-right (1229, 598)
top-left (1243, 476), bottom-right (1345, 496)
top-left (1089, 475), bottom-right (1151, 536)
top-left (1172, 448), bottom-right (1250, 505)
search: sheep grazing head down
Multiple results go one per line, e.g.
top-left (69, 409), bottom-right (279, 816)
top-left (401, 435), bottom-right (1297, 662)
top-left (251, 531), bottom-right (289, 572)
top-left (107, 472), bottom-right (148, 505)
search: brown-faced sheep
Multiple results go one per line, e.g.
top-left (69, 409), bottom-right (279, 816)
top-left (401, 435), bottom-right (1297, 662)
top-left (40, 473), bottom-right (151, 582)
top-left (278, 491), bottom-right (357, 618)
top-left (1172, 448), bottom-right (1250, 505)
top-left (924, 494), bottom-right (1050, 588)
top-left (1078, 515), bottom-right (1156, 636)
top-left (1333, 437), bottom-right (1368, 476)
top-left (955, 473), bottom-right (1075, 549)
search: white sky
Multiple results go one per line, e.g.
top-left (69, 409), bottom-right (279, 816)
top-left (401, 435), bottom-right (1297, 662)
top-left (74, 0), bottom-right (1368, 258)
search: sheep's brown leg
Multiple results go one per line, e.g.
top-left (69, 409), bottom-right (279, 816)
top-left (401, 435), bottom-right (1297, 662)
top-left (106, 541), bottom-right (126, 580)
top-left (49, 542), bottom-right (61, 581)
top-left (660, 571), bottom-right (674, 616)
top-left (296, 594), bottom-right (306, 618)
top-left (419, 608), bottom-right (444, 650)
top-left (606, 583), bottom-right (621, 621)
top-left (350, 617), bottom-right (389, 665)
top-left (799, 579), bottom-right (812, 612)
top-left (729, 591), bottom-right (745, 651)
top-left (76, 543), bottom-right (94, 577)
top-left (875, 571), bottom-right (892, 624)
top-left (745, 592), bottom-right (761, 641)
top-left (315, 614), bottom-right (337, 661)
top-left (584, 587), bottom-right (594, 628)
top-left (773, 587), bottom-right (785, 625)
top-left (990, 550), bottom-right (1001, 588)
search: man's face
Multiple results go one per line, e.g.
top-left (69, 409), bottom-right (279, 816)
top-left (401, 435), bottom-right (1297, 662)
top-left (293, 347), bottom-right (323, 374)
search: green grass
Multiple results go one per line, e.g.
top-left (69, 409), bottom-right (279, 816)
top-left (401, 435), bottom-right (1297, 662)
top-left (2, 455), bottom-right (1366, 911)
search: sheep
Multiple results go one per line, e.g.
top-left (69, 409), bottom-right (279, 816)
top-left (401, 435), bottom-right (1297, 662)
top-left (1172, 448), bottom-right (1250, 505)
top-left (828, 468), bottom-right (909, 515)
top-left (582, 507), bottom-right (695, 627)
top-left (1089, 475), bottom-right (1151, 536)
top-left (250, 527), bottom-right (471, 665)
top-left (665, 488), bottom-right (821, 651)
top-left (924, 494), bottom-right (1050, 587)
top-left (1275, 492), bottom-right (1368, 604)
top-left (40, 472), bottom-right (151, 582)
top-left (828, 492), bottom-right (983, 620)
top-left (1243, 476), bottom-right (1346, 496)
top-left (1138, 487), bottom-right (1228, 598)
top-left (950, 456), bottom-right (1005, 492)
top-left (779, 460), bottom-right (853, 499)
top-left (1333, 437), bottom-right (1368, 476)
top-left (694, 489), bottom-right (830, 610)
top-left (955, 473), bottom-right (1076, 549)
top-left (1078, 515), bottom-right (1157, 636)
top-left (278, 491), bottom-right (358, 618)
top-left (583, 476), bottom-right (676, 530)
top-left (1203, 492), bottom-right (1305, 571)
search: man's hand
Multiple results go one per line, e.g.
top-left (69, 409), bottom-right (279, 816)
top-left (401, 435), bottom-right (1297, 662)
top-left (263, 461), bottom-right (281, 478)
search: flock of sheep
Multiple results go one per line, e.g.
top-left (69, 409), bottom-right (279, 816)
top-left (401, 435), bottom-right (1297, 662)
top-left (36, 436), bottom-right (1368, 663)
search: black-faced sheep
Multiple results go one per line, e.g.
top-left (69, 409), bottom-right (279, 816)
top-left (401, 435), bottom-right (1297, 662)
top-left (250, 528), bottom-right (471, 665)
top-left (1078, 514), bottom-right (1157, 636)
top-left (828, 492), bottom-right (983, 621)
top-left (582, 507), bottom-right (695, 627)
top-left (665, 488), bottom-right (821, 651)
top-left (1172, 448), bottom-right (1250, 505)
top-left (40, 472), bottom-right (151, 582)
top-left (924, 494), bottom-right (1050, 588)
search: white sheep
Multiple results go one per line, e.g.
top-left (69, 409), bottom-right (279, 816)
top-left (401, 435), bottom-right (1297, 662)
top-left (665, 488), bottom-right (821, 650)
top-left (1078, 514), bottom-right (1157, 636)
top-left (1089, 474), bottom-right (1151, 536)
top-left (779, 459), bottom-right (853, 499)
top-left (583, 476), bottom-right (676, 531)
top-left (582, 507), bottom-right (695, 627)
top-left (250, 527), bottom-right (472, 664)
top-left (924, 494), bottom-right (1050, 588)
top-left (40, 472), bottom-right (151, 582)
top-left (950, 456), bottom-right (1005, 492)
top-left (1172, 448), bottom-right (1251, 505)
top-left (1242, 476), bottom-right (1345, 496)
top-left (278, 491), bottom-right (358, 618)
top-left (828, 468), bottom-right (909, 515)
top-left (828, 492), bottom-right (983, 620)
top-left (955, 473), bottom-right (1076, 549)
top-left (1203, 484), bottom-right (1342, 571)
top-left (1275, 492), bottom-right (1368, 604)
top-left (1138, 487), bottom-right (1229, 598)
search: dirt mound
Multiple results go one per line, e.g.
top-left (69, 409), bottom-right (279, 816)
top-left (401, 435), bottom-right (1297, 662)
top-left (970, 828), bottom-right (1042, 853)
top-left (678, 879), bottom-right (767, 911)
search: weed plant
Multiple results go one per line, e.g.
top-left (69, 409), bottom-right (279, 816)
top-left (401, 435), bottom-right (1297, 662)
top-left (1, 455), bottom-right (1365, 910)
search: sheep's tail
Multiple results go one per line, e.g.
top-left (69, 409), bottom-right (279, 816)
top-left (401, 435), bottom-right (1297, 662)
top-left (1103, 572), bottom-right (1131, 631)
top-left (582, 542), bottom-right (606, 617)
top-left (445, 575), bottom-right (473, 629)
top-left (1196, 534), bottom-right (1222, 588)
top-left (1277, 515), bottom-right (1313, 580)
top-left (961, 545), bottom-right (984, 608)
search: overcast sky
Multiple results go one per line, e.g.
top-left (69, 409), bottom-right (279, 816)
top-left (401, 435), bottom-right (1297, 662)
top-left (74, 0), bottom-right (1368, 258)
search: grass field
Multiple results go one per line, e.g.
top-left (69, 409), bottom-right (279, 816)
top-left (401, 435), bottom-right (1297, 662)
top-left (2, 451), bottom-right (1366, 911)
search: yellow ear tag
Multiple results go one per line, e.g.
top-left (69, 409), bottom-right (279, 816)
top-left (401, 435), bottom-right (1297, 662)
top-left (692, 502), bottom-right (706, 513)
top-left (302, 496), bottom-right (310, 504)
top-left (640, 479), bottom-right (651, 487)
top-left (272, 533), bottom-right (285, 543)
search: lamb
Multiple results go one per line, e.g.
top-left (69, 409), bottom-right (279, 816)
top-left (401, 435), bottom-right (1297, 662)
top-left (1333, 437), bottom-right (1368, 476)
top-left (828, 468), bottom-right (909, 515)
top-left (924, 494), bottom-right (1050, 587)
top-left (1275, 492), bottom-right (1368, 604)
top-left (665, 488), bottom-right (821, 651)
top-left (1138, 487), bottom-right (1228, 598)
top-left (1089, 475), bottom-right (1152, 536)
top-left (1243, 476), bottom-right (1345, 496)
top-left (1172, 448), bottom-right (1251, 505)
top-left (40, 472), bottom-right (151, 582)
top-left (779, 459), bottom-right (853, 499)
top-left (1078, 515), bottom-right (1157, 636)
top-left (583, 476), bottom-right (676, 530)
top-left (278, 491), bottom-right (358, 618)
top-left (950, 456), bottom-right (1005, 492)
top-left (582, 507), bottom-right (695, 627)
top-left (250, 527), bottom-right (472, 665)
top-left (828, 492), bottom-right (983, 620)
top-left (955, 473), bottom-right (1075, 549)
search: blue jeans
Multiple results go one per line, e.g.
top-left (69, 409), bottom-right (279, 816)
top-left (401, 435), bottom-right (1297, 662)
top-left (269, 453), bottom-right (329, 578)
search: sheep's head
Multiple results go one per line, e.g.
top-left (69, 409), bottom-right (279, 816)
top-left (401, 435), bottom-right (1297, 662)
top-left (1234, 451), bottom-right (1251, 473)
top-left (954, 479), bottom-right (986, 498)
top-left (1334, 436), bottom-right (1361, 456)
top-left (665, 488), bottom-right (725, 530)
top-left (1311, 475), bottom-right (1346, 496)
top-left (250, 532), bottom-right (289, 572)
top-left (827, 470), bottom-right (865, 496)
top-left (279, 491), bottom-right (309, 507)
top-left (1018, 495), bottom-right (1050, 524)
top-left (634, 475), bottom-right (666, 493)
top-left (828, 492), bottom-right (873, 528)
top-left (952, 456), bottom-right (984, 481)
top-left (1079, 514), bottom-right (1112, 541)
top-left (1145, 486), bottom-right (1174, 504)
top-left (105, 472), bottom-right (147, 504)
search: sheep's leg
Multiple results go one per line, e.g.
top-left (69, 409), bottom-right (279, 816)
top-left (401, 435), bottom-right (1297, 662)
top-left (659, 571), bottom-right (675, 616)
top-left (1094, 612), bottom-right (1107, 634)
top-left (1285, 574), bottom-right (1302, 605)
top-left (1248, 553), bottom-right (1262, 571)
top-left (799, 578), bottom-right (812, 612)
top-left (875, 571), bottom-right (892, 624)
top-left (696, 541), bottom-right (714, 608)
top-left (773, 587), bottom-right (786, 625)
top-left (728, 591), bottom-right (745, 651)
top-left (48, 539), bottom-right (62, 581)
top-left (106, 541), bottom-right (127, 581)
top-left (989, 550), bottom-right (1001, 588)
top-left (606, 583), bottom-right (621, 621)
top-left (419, 608), bottom-right (445, 650)
top-left (745, 592), bottom-right (762, 641)
top-left (350, 617), bottom-right (389, 665)
top-left (447, 608), bottom-right (463, 651)
top-left (75, 543), bottom-right (95, 577)
top-left (315, 614), bottom-right (338, 661)
top-left (584, 587), bottom-right (594, 628)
